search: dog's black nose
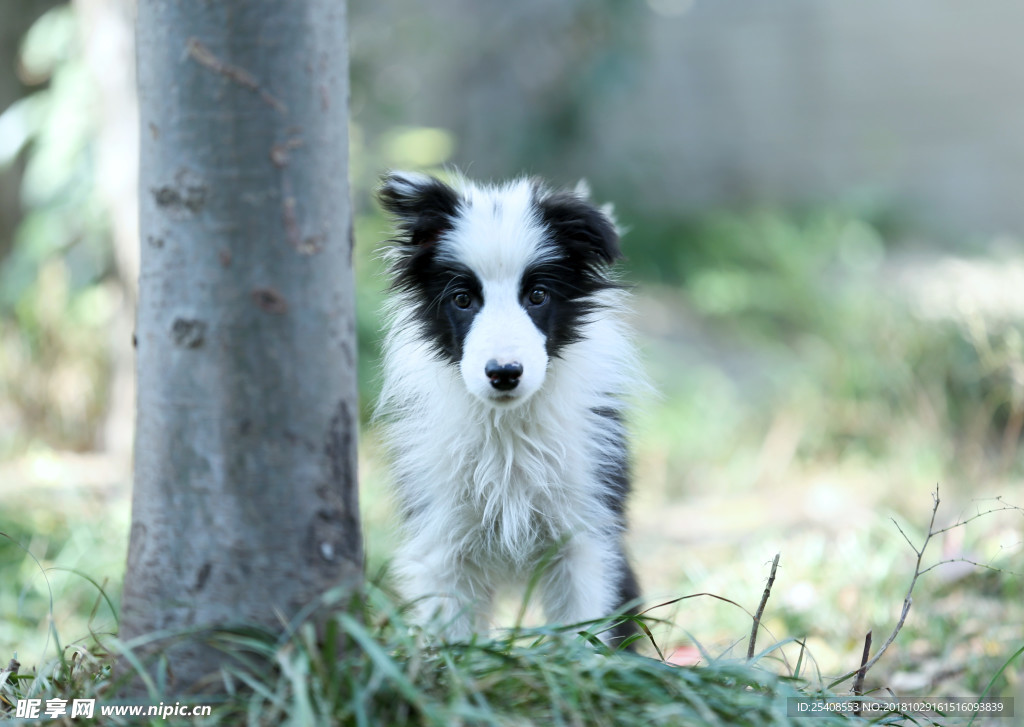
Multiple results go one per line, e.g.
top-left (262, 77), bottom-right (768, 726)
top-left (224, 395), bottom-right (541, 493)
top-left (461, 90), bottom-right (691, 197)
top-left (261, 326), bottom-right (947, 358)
top-left (485, 360), bottom-right (523, 391)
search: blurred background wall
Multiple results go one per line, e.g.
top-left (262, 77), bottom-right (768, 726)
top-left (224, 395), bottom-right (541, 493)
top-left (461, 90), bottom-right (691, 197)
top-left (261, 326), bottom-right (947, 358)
top-left (352, 0), bottom-right (1024, 237)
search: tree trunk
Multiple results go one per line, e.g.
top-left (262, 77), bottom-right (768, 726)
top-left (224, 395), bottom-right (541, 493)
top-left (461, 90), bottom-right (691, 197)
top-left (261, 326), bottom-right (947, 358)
top-left (121, 0), bottom-right (361, 692)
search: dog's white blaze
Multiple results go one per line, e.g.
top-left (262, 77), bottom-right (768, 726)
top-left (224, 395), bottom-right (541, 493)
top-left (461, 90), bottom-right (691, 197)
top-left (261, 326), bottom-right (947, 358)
top-left (438, 179), bottom-right (555, 279)
top-left (459, 277), bottom-right (548, 404)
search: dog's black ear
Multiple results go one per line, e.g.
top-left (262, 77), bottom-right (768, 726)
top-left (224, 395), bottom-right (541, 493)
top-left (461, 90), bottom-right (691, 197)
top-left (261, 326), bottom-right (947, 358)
top-left (535, 189), bottom-right (622, 265)
top-left (377, 172), bottom-right (461, 247)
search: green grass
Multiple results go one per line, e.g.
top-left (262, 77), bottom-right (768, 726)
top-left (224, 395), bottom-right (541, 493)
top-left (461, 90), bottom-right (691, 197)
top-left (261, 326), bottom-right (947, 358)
top-left (3, 496), bottom-right (1020, 727)
top-left (2, 581), bottom-right (880, 727)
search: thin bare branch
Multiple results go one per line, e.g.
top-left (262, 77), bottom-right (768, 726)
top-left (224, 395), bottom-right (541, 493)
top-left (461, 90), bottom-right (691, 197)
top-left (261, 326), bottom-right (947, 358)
top-left (932, 498), bottom-right (1023, 539)
top-left (918, 557), bottom-right (1023, 578)
top-left (891, 517), bottom-right (920, 556)
top-left (830, 486), bottom-right (940, 689)
top-left (853, 631), bottom-right (872, 717)
top-left (747, 553), bottom-right (780, 660)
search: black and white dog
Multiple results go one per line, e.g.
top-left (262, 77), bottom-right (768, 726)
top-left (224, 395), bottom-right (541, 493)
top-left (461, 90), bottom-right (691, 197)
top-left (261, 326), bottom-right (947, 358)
top-left (376, 171), bottom-right (641, 646)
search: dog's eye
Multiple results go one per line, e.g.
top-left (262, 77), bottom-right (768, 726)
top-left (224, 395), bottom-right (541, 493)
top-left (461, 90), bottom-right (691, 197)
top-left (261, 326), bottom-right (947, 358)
top-left (453, 292), bottom-right (473, 309)
top-left (527, 288), bottom-right (548, 306)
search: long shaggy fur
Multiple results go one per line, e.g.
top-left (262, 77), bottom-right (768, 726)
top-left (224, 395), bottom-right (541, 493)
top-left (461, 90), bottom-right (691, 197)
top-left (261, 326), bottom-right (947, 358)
top-left (376, 171), bottom-right (642, 645)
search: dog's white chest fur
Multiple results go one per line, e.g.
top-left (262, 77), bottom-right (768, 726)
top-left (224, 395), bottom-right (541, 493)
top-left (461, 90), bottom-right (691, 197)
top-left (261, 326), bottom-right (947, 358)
top-left (404, 387), bottom-right (598, 567)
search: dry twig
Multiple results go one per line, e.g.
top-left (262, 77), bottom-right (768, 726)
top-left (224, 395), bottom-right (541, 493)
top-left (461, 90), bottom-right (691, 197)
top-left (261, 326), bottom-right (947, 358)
top-left (747, 553), bottom-right (780, 660)
top-left (853, 631), bottom-right (872, 716)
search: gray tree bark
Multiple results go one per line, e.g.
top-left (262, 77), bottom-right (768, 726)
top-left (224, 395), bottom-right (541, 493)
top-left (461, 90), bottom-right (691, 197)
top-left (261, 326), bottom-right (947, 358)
top-left (121, 0), bottom-right (361, 692)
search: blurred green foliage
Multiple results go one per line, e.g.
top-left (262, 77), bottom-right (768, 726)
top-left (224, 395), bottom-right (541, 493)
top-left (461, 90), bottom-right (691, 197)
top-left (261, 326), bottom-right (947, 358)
top-left (0, 5), bottom-right (111, 456)
top-left (349, 124), bottom-right (460, 419)
top-left (623, 205), bottom-right (1023, 478)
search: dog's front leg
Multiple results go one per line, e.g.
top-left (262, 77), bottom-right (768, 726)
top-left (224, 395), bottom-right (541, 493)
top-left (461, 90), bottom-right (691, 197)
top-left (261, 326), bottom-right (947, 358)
top-left (398, 548), bottom-right (493, 642)
top-left (538, 534), bottom-right (634, 646)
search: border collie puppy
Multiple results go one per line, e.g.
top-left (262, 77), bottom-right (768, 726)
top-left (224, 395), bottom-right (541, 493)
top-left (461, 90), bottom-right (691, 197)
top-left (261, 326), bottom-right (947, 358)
top-left (376, 171), bottom-right (641, 646)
